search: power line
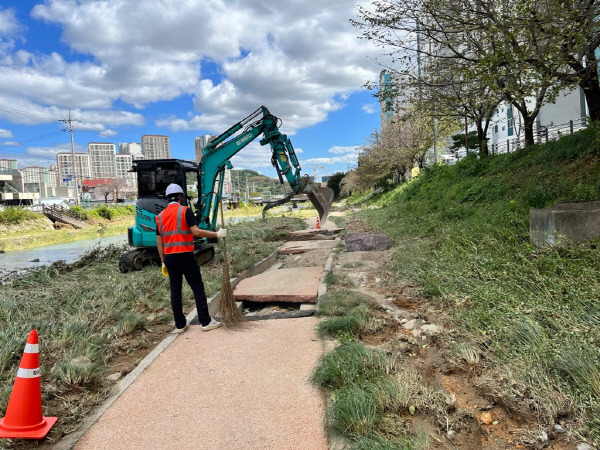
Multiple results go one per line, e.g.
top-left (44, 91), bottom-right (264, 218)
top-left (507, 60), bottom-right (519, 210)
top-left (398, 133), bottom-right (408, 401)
top-left (0, 105), bottom-right (57, 121)
top-left (0, 104), bottom-right (139, 143)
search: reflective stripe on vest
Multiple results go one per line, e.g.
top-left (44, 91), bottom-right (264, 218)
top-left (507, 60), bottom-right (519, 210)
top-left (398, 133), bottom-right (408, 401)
top-left (156, 203), bottom-right (194, 253)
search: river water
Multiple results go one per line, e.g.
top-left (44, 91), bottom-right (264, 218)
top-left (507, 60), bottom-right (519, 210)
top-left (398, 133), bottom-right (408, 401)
top-left (0, 214), bottom-right (265, 272)
top-left (0, 234), bottom-right (129, 269)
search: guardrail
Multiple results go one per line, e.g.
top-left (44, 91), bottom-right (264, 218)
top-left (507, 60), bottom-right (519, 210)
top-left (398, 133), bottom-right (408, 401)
top-left (490, 118), bottom-right (588, 155)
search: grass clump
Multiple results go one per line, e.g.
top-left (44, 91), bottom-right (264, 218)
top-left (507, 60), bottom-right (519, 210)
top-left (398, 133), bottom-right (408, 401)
top-left (310, 341), bottom-right (396, 390)
top-left (316, 289), bottom-right (374, 338)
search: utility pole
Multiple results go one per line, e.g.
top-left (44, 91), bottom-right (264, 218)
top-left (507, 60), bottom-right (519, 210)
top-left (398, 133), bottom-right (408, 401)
top-left (59, 110), bottom-right (81, 204)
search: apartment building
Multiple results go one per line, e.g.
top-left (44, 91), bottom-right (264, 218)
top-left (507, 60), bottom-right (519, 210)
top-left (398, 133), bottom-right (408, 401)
top-left (142, 135), bottom-right (170, 159)
top-left (0, 159), bottom-right (17, 171)
top-left (56, 152), bottom-right (91, 188)
top-left (46, 167), bottom-right (58, 187)
top-left (115, 154), bottom-right (136, 184)
top-left (21, 167), bottom-right (48, 184)
top-left (89, 142), bottom-right (116, 179)
top-left (118, 142), bottom-right (142, 157)
top-left (194, 134), bottom-right (213, 163)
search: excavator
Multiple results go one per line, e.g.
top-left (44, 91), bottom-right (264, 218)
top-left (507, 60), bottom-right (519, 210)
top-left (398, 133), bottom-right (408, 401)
top-left (119, 106), bottom-right (334, 273)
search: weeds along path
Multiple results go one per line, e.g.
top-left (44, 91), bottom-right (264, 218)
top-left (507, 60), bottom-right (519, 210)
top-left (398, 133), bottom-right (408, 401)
top-left (320, 215), bottom-right (573, 449)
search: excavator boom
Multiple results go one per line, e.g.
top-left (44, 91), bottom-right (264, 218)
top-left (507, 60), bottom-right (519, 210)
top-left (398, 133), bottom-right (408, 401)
top-left (199, 106), bottom-right (333, 227)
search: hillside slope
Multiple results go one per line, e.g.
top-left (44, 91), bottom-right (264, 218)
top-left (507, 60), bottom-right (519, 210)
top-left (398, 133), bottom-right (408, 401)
top-left (360, 125), bottom-right (600, 444)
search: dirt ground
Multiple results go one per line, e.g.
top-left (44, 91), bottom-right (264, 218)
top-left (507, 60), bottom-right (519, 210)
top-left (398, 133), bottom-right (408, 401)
top-left (333, 215), bottom-right (574, 450)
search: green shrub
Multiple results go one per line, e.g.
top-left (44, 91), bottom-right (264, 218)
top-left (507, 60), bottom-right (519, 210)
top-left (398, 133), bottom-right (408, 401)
top-left (0, 207), bottom-right (40, 225)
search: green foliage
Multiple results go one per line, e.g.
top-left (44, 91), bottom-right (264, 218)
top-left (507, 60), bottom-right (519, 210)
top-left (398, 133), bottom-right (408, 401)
top-left (0, 207), bottom-right (41, 225)
top-left (327, 172), bottom-right (346, 199)
top-left (450, 130), bottom-right (481, 150)
top-left (230, 169), bottom-right (288, 196)
top-left (87, 205), bottom-right (134, 221)
top-left (70, 205), bottom-right (89, 221)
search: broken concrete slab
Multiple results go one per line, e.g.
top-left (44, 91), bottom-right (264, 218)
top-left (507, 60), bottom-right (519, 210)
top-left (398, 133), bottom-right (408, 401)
top-left (278, 240), bottom-right (338, 255)
top-left (286, 229), bottom-right (342, 241)
top-left (345, 233), bottom-right (389, 252)
top-left (233, 266), bottom-right (324, 303)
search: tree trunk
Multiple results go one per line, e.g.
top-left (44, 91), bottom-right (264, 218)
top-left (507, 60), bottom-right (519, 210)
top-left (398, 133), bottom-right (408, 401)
top-left (476, 120), bottom-right (488, 155)
top-left (523, 117), bottom-right (535, 147)
top-left (581, 76), bottom-right (600, 122)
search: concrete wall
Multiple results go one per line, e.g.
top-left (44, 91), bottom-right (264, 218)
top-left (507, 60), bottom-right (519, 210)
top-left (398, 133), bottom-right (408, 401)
top-left (530, 201), bottom-right (600, 247)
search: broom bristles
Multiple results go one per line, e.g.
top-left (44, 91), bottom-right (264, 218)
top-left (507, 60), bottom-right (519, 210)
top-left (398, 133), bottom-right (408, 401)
top-left (217, 194), bottom-right (245, 327)
top-left (219, 263), bottom-right (245, 327)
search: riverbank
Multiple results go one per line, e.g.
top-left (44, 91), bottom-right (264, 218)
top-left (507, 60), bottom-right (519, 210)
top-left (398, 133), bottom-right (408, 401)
top-left (0, 203), bottom-right (320, 253)
top-left (0, 217), bottom-right (130, 252)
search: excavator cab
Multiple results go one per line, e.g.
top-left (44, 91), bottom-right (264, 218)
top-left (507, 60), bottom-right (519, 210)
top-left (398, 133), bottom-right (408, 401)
top-left (119, 159), bottom-right (215, 273)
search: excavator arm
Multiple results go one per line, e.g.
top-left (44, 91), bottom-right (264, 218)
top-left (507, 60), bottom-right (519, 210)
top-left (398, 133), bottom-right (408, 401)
top-left (196, 106), bottom-right (333, 230)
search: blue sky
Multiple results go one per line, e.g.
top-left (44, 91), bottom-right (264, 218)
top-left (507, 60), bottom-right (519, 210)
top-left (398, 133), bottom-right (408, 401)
top-left (0, 1), bottom-right (384, 180)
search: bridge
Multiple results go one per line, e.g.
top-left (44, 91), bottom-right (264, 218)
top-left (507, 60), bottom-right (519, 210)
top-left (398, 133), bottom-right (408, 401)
top-left (43, 204), bottom-right (89, 229)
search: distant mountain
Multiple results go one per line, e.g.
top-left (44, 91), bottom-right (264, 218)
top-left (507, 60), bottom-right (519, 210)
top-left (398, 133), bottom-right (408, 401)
top-left (230, 169), bottom-right (289, 197)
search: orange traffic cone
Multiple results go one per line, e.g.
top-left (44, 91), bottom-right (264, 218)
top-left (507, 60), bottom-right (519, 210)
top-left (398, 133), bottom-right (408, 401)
top-left (315, 216), bottom-right (321, 230)
top-left (0, 330), bottom-right (57, 439)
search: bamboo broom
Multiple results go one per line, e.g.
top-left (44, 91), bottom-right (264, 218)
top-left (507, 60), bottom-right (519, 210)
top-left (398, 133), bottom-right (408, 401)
top-left (218, 197), bottom-right (245, 327)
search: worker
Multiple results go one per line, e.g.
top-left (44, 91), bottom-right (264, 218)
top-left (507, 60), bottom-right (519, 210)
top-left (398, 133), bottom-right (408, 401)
top-left (156, 183), bottom-right (227, 333)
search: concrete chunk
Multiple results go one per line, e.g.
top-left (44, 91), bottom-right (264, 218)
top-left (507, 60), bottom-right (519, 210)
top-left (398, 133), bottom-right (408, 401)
top-left (278, 240), bottom-right (337, 255)
top-left (346, 233), bottom-right (389, 252)
top-left (234, 266), bottom-right (324, 303)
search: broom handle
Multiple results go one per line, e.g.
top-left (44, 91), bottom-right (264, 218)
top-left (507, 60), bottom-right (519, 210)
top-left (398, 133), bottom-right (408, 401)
top-left (219, 197), bottom-right (228, 265)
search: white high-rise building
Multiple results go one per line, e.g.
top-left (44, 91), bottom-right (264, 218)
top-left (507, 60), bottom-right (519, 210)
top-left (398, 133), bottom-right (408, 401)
top-left (194, 135), bottom-right (213, 163)
top-left (142, 135), bottom-right (170, 159)
top-left (115, 154), bottom-right (136, 183)
top-left (0, 159), bottom-right (17, 171)
top-left (118, 142), bottom-right (142, 157)
top-left (89, 142), bottom-right (116, 179)
top-left (21, 167), bottom-right (48, 184)
top-left (46, 168), bottom-right (58, 187)
top-left (56, 153), bottom-right (91, 187)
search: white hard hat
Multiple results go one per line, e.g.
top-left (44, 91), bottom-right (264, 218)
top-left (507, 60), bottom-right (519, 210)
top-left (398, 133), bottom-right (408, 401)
top-left (165, 183), bottom-right (184, 196)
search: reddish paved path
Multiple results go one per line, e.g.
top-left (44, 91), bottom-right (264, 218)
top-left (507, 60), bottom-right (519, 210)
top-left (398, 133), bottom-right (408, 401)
top-left (74, 318), bottom-right (327, 450)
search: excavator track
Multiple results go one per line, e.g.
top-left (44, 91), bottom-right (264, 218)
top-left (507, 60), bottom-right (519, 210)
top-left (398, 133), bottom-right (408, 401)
top-left (119, 249), bottom-right (146, 273)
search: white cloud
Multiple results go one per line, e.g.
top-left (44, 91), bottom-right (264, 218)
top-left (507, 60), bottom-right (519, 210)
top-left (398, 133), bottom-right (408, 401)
top-left (329, 145), bottom-right (359, 154)
top-left (0, 128), bottom-right (13, 138)
top-left (0, 8), bottom-right (22, 37)
top-left (362, 104), bottom-right (376, 114)
top-left (230, 141), bottom-right (277, 170)
top-left (22, 0), bottom-right (381, 133)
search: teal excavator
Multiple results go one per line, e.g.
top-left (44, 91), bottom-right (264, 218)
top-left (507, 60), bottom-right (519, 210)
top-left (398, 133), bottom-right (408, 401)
top-left (119, 106), bottom-right (334, 273)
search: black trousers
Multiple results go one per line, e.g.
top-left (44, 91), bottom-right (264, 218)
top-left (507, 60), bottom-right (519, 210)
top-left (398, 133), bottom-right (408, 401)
top-left (164, 251), bottom-right (212, 328)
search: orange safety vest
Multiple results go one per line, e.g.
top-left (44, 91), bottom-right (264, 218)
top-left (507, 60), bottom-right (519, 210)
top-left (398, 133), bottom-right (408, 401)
top-left (156, 203), bottom-right (194, 254)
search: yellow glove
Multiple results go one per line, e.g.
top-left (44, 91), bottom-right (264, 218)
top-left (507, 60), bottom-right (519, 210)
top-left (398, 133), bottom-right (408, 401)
top-left (161, 263), bottom-right (169, 278)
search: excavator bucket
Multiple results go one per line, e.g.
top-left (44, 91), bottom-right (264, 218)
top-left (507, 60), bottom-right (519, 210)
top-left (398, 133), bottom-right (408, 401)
top-left (307, 185), bottom-right (334, 224)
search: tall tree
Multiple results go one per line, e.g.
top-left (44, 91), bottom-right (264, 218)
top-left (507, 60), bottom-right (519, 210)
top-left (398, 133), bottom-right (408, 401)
top-left (353, 0), bottom-right (568, 147)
